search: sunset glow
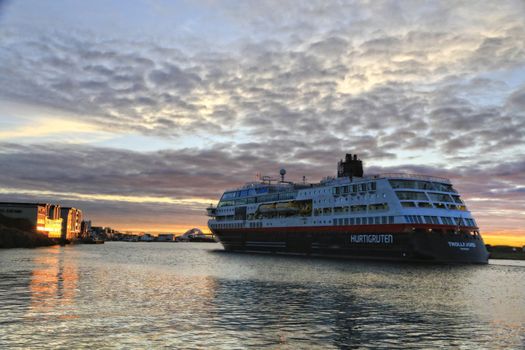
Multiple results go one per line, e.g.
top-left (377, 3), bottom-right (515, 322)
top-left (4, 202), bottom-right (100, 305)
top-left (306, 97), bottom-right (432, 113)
top-left (0, 1), bottom-right (523, 246)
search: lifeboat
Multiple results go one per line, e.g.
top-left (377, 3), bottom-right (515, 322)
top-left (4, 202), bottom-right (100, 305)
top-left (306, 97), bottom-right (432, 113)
top-left (258, 203), bottom-right (277, 213)
top-left (275, 202), bottom-right (299, 213)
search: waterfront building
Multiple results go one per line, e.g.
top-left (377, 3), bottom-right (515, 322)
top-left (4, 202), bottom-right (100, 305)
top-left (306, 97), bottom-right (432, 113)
top-left (0, 202), bottom-right (63, 238)
top-left (157, 233), bottom-right (175, 242)
top-left (139, 233), bottom-right (154, 242)
top-left (60, 207), bottom-right (83, 241)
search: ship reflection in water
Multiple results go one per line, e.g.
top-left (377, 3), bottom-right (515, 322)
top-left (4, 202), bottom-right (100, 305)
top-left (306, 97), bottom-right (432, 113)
top-left (0, 243), bottom-right (524, 348)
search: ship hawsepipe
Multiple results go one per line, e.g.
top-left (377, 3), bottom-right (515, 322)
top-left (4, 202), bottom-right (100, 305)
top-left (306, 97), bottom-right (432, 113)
top-left (207, 154), bottom-right (489, 264)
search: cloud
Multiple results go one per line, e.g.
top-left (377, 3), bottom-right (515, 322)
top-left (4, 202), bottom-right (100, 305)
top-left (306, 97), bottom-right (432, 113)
top-left (0, 141), bottom-right (523, 234)
top-left (1, 2), bottom-right (524, 154)
top-left (0, 1), bottom-right (524, 235)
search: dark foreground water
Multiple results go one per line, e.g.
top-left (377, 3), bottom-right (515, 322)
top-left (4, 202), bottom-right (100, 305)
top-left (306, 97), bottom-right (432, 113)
top-left (1, 243), bottom-right (524, 349)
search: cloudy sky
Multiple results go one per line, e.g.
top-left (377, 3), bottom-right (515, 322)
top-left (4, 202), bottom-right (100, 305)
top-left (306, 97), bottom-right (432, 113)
top-left (0, 0), bottom-right (524, 244)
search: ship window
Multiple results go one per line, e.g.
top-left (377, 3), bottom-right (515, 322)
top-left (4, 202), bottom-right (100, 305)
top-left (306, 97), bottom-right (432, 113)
top-left (370, 182), bottom-right (377, 191)
top-left (401, 202), bottom-right (416, 207)
top-left (344, 218), bottom-right (349, 225)
top-left (390, 180), bottom-right (437, 190)
top-left (428, 192), bottom-right (452, 202)
top-left (368, 217), bottom-right (374, 224)
top-left (452, 195), bottom-right (463, 203)
top-left (424, 216), bottom-right (432, 224)
top-left (434, 183), bottom-right (456, 193)
top-left (369, 203), bottom-right (388, 211)
top-left (350, 218), bottom-right (354, 225)
top-left (356, 218), bottom-right (361, 225)
top-left (381, 216), bottom-right (387, 224)
top-left (441, 217), bottom-right (452, 225)
top-left (389, 180), bottom-right (416, 189)
top-left (435, 203), bottom-right (446, 209)
top-left (389, 216), bottom-right (394, 224)
top-left (222, 192), bottom-right (236, 200)
top-left (418, 202), bottom-right (433, 208)
top-left (351, 205), bottom-right (367, 212)
top-left (396, 191), bottom-right (428, 201)
top-left (374, 217), bottom-right (380, 224)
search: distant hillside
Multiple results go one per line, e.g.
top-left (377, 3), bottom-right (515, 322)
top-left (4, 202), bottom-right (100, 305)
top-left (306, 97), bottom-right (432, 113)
top-left (0, 214), bottom-right (55, 248)
top-left (486, 245), bottom-right (525, 260)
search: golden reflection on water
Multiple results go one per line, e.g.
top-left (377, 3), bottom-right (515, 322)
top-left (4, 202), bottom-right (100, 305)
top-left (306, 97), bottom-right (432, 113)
top-left (28, 247), bottom-right (79, 320)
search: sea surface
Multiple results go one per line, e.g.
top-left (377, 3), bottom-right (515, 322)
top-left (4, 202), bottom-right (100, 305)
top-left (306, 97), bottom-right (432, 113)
top-left (1, 242), bottom-right (524, 349)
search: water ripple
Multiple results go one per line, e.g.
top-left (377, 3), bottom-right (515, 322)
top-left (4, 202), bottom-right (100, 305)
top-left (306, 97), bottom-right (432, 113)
top-left (0, 243), bottom-right (523, 349)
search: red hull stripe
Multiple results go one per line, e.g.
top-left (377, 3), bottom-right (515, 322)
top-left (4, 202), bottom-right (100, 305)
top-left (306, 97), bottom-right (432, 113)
top-left (212, 224), bottom-right (478, 234)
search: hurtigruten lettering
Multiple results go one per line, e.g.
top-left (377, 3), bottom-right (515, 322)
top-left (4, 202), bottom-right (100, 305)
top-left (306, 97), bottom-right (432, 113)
top-left (350, 234), bottom-right (394, 244)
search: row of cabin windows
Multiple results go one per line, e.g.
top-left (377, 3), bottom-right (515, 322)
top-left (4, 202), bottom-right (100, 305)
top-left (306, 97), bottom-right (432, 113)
top-left (211, 216), bottom-right (477, 229)
top-left (389, 180), bottom-right (457, 193)
top-left (405, 215), bottom-right (476, 226)
top-left (222, 187), bottom-right (270, 200)
top-left (333, 216), bottom-right (395, 226)
top-left (219, 191), bottom-right (297, 207)
top-left (401, 201), bottom-right (467, 210)
top-left (211, 222), bottom-right (243, 229)
top-left (333, 182), bottom-right (376, 196)
top-left (314, 203), bottom-right (388, 216)
top-left (316, 193), bottom-right (386, 204)
top-left (396, 191), bottom-right (463, 203)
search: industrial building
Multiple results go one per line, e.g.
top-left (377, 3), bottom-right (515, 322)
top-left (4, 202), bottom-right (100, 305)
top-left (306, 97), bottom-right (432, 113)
top-left (60, 207), bottom-right (83, 241)
top-left (0, 202), bottom-right (83, 240)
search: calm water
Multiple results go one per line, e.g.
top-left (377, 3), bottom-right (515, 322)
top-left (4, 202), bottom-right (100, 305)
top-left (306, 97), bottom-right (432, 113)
top-left (1, 243), bottom-right (524, 349)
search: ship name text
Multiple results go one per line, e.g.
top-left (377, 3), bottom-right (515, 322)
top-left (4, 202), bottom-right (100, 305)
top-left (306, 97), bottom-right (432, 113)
top-left (350, 234), bottom-right (394, 244)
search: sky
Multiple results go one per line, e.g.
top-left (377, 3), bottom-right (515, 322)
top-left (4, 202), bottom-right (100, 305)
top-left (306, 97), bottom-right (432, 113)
top-left (0, 0), bottom-right (524, 245)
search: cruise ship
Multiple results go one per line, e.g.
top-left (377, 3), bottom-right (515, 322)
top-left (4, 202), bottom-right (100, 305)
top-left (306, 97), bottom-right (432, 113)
top-left (207, 154), bottom-right (489, 264)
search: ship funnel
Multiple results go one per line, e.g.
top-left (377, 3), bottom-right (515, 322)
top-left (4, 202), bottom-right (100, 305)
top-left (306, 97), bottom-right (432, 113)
top-left (337, 153), bottom-right (363, 178)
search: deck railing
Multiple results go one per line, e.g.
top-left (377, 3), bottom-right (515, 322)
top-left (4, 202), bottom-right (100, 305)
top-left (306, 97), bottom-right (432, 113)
top-left (371, 173), bottom-right (451, 184)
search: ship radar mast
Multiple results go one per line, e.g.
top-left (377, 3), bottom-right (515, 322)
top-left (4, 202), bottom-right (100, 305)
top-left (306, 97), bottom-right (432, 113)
top-left (280, 168), bottom-right (286, 182)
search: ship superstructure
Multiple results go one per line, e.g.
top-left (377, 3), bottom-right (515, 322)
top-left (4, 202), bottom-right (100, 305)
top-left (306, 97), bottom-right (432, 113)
top-left (207, 154), bottom-right (489, 264)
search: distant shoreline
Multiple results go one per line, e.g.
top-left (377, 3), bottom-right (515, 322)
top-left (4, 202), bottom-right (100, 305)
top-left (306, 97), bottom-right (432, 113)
top-left (489, 251), bottom-right (525, 260)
